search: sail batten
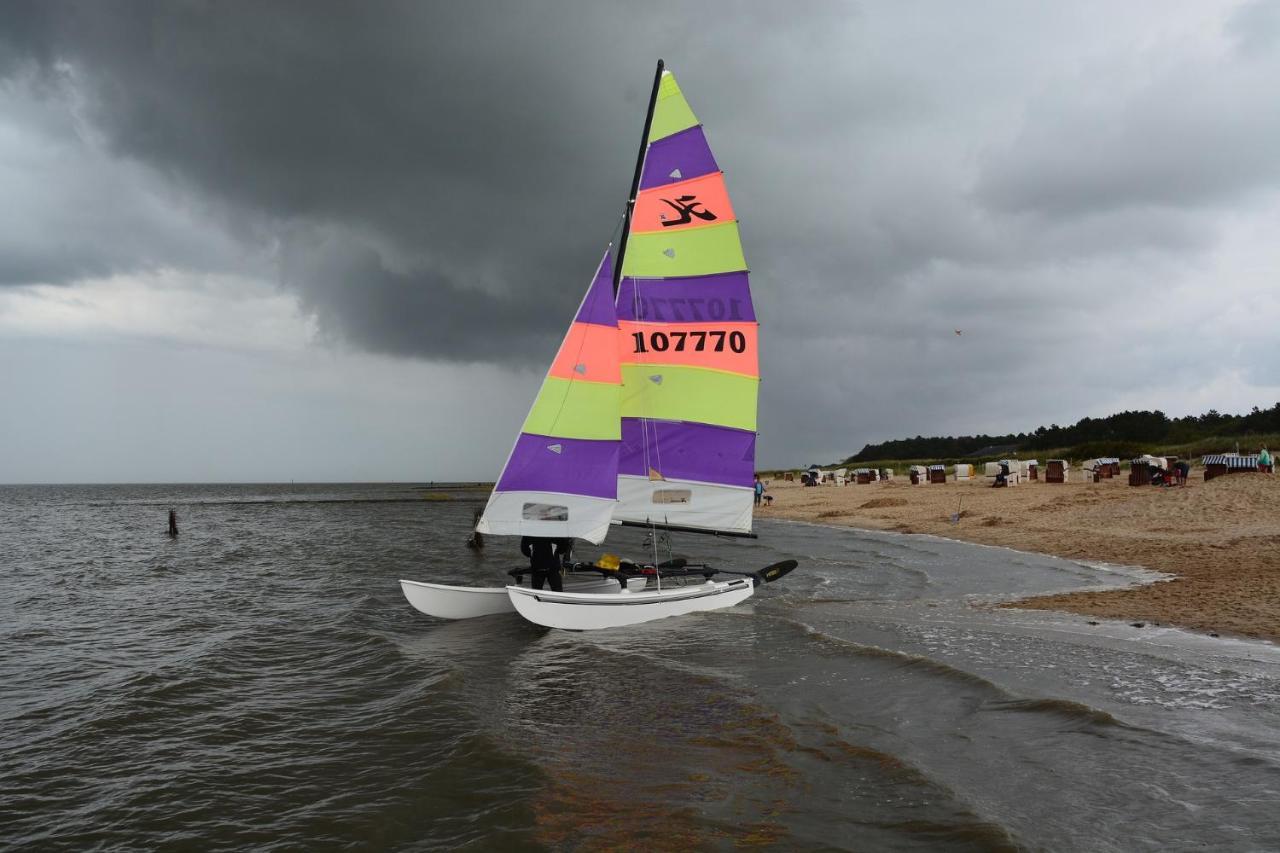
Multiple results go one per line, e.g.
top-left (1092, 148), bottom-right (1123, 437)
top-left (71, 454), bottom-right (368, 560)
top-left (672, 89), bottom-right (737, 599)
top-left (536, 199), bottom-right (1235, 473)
top-left (613, 69), bottom-right (759, 536)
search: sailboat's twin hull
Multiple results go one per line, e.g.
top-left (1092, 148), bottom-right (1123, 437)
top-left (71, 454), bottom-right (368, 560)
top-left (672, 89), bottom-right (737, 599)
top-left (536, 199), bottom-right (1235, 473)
top-left (399, 576), bottom-right (625, 620)
top-left (506, 578), bottom-right (754, 630)
top-left (400, 576), bottom-right (755, 629)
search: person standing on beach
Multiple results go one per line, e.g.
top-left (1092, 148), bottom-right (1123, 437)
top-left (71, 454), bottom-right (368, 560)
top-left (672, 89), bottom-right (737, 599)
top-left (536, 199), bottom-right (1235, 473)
top-left (754, 476), bottom-right (765, 506)
top-left (520, 536), bottom-right (562, 592)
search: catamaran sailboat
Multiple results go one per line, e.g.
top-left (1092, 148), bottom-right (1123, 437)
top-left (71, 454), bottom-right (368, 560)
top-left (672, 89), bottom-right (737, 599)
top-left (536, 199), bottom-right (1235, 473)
top-left (400, 61), bottom-right (796, 630)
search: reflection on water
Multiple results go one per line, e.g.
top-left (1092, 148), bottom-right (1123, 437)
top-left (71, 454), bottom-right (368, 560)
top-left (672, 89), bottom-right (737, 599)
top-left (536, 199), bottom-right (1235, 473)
top-left (2, 484), bottom-right (1279, 851)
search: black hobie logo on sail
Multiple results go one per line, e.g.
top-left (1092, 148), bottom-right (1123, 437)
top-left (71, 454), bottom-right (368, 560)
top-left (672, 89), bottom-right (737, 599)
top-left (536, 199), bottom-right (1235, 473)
top-left (659, 195), bottom-right (717, 227)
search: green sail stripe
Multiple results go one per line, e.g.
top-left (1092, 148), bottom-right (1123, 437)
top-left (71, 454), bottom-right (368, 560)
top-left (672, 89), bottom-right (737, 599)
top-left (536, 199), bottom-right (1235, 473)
top-left (648, 72), bottom-right (699, 142)
top-left (621, 221), bottom-right (746, 278)
top-left (620, 364), bottom-right (758, 431)
top-left (522, 376), bottom-right (621, 440)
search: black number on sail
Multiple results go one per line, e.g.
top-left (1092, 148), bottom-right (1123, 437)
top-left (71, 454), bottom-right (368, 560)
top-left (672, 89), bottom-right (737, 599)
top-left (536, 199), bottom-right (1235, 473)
top-left (630, 329), bottom-right (749, 355)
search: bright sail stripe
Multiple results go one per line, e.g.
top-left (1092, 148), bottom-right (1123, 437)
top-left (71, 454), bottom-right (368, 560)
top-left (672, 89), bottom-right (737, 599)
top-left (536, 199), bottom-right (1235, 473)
top-left (621, 221), bottom-right (746, 278)
top-left (616, 272), bottom-right (755, 323)
top-left (648, 71), bottom-right (699, 142)
top-left (619, 321), bottom-right (758, 377)
top-left (574, 255), bottom-right (618, 327)
top-left (632, 172), bottom-right (735, 234)
top-left (548, 321), bottom-right (622, 383)
top-left (639, 126), bottom-right (719, 190)
top-left (522, 376), bottom-right (620, 440)
top-left (496, 433), bottom-right (618, 498)
top-left (619, 364), bottom-right (757, 431)
top-left (620, 418), bottom-right (755, 487)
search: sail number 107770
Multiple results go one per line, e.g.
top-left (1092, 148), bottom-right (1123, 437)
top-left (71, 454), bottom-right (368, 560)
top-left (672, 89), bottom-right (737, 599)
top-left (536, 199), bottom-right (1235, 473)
top-left (631, 330), bottom-right (747, 354)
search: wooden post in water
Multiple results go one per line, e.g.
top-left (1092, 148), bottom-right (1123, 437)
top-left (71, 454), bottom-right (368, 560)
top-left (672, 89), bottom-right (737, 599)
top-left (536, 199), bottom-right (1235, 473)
top-left (168, 508), bottom-right (178, 537)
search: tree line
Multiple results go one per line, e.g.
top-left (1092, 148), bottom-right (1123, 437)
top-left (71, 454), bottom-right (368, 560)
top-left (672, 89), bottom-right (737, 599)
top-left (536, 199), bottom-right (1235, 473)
top-left (845, 403), bottom-right (1280, 463)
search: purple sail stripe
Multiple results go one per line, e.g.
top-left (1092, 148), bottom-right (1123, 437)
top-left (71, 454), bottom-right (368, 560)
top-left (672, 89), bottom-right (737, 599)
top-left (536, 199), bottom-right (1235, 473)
top-left (620, 419), bottom-right (755, 487)
top-left (575, 251), bottom-right (617, 327)
top-left (640, 126), bottom-right (720, 190)
top-left (615, 272), bottom-right (756, 323)
top-left (497, 433), bottom-right (619, 499)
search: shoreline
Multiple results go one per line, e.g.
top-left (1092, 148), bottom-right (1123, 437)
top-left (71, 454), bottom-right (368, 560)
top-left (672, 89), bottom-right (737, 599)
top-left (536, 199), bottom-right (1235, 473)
top-left (762, 474), bottom-right (1280, 642)
top-left (771, 514), bottom-right (1180, 614)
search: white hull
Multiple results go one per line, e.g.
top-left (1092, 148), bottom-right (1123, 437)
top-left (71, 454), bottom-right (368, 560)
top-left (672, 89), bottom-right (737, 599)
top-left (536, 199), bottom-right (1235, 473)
top-left (400, 575), bottom-right (623, 620)
top-left (506, 577), bottom-right (755, 630)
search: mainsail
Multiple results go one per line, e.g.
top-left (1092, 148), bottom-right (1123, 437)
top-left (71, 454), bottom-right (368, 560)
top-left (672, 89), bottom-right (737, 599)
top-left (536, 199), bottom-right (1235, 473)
top-left (613, 70), bottom-right (758, 535)
top-left (475, 254), bottom-right (621, 543)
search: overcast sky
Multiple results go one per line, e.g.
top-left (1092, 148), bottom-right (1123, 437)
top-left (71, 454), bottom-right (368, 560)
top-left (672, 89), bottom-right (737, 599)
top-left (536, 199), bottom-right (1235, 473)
top-left (3, 0), bottom-right (1280, 482)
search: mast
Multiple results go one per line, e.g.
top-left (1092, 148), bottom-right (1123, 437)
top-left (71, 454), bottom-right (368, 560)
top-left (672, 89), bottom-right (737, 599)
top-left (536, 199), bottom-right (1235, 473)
top-left (613, 59), bottom-right (665, 298)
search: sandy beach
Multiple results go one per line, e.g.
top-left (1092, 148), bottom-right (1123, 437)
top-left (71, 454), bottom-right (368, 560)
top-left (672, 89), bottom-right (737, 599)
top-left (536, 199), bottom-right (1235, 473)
top-left (764, 471), bottom-right (1280, 641)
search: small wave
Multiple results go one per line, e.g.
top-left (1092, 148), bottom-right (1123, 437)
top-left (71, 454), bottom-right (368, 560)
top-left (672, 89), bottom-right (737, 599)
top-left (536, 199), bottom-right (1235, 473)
top-left (766, 613), bottom-right (1009, 693)
top-left (980, 696), bottom-right (1129, 729)
top-left (873, 819), bottom-right (1022, 852)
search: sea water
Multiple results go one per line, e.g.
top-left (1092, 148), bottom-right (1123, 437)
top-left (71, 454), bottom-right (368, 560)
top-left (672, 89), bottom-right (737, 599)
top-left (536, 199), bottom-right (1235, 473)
top-left (3, 484), bottom-right (1279, 851)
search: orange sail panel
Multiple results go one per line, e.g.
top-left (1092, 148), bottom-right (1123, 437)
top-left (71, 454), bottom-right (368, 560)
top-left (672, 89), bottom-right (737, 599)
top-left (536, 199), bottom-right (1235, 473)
top-left (548, 321), bottom-right (623, 384)
top-left (618, 321), bottom-right (758, 377)
top-left (631, 172), bottom-right (735, 234)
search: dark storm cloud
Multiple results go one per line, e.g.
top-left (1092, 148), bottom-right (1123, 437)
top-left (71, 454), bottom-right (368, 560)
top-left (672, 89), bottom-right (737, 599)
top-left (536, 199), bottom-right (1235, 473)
top-left (0, 66), bottom-right (252, 288)
top-left (5, 1), bottom-right (1280, 467)
top-left (2, 0), bottom-right (899, 364)
top-left (1, 0), bottom-right (808, 359)
top-left (281, 229), bottom-right (569, 362)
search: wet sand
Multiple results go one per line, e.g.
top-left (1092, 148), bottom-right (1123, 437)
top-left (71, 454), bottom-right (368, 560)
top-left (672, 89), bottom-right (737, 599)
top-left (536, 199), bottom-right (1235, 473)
top-left (764, 472), bottom-right (1280, 641)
